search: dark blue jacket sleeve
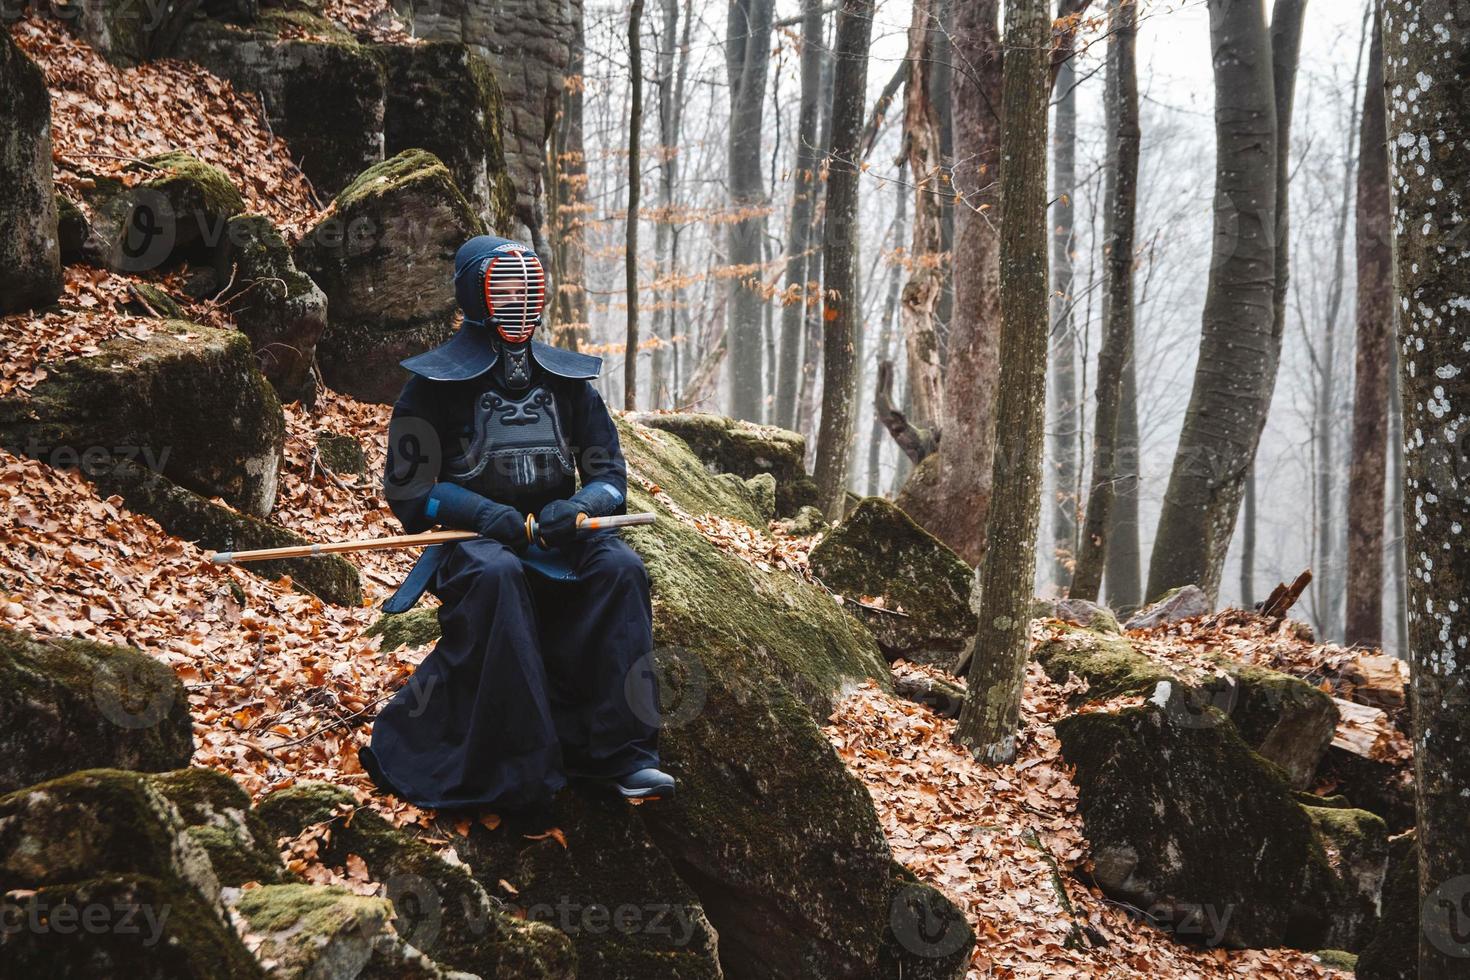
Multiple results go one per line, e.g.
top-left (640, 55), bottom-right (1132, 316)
top-left (384, 376), bottom-right (464, 534)
top-left (567, 381), bottom-right (628, 516)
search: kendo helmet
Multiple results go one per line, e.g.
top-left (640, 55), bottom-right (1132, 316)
top-left (453, 236), bottom-right (547, 344)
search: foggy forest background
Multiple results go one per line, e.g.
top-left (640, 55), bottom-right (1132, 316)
top-left (543, 0), bottom-right (1394, 651)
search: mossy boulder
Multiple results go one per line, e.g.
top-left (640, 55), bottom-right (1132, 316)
top-left (808, 496), bottom-right (976, 668)
top-left (92, 460), bottom-right (361, 605)
top-left (1037, 597), bottom-right (1122, 633)
top-left (0, 769), bottom-right (220, 908)
top-left (149, 767), bottom-right (287, 887)
top-left (122, 280), bottom-right (187, 318)
top-left (630, 411), bottom-right (819, 516)
top-left (1034, 624), bottom-right (1174, 703)
top-left (80, 153), bottom-right (246, 274)
top-left (177, 14), bottom-right (386, 196)
top-left (0, 320), bottom-right (285, 516)
top-left (1, 32), bottom-right (62, 314)
top-left (1056, 700), bottom-right (1330, 948)
top-left (1204, 661), bottom-right (1338, 789)
top-left (256, 782), bottom-right (576, 978)
top-left (231, 883), bottom-right (416, 979)
top-left (0, 874), bottom-right (263, 979)
top-left (377, 41), bottom-right (517, 232)
top-left (366, 606), bottom-right (442, 651)
top-left (215, 214), bottom-right (327, 405)
top-left (1354, 830), bottom-right (1416, 980)
top-left (297, 150), bottom-right (484, 403)
top-left (0, 626), bottom-right (194, 794)
top-left (1304, 803), bottom-right (1389, 952)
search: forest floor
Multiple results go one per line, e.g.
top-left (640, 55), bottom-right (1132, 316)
top-left (1, 12), bottom-right (1359, 977)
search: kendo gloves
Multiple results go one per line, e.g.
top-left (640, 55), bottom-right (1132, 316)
top-left (425, 483), bottom-right (525, 548)
top-left (536, 482), bottom-right (625, 547)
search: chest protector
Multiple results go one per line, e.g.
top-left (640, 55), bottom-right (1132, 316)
top-left (444, 385), bottom-right (575, 501)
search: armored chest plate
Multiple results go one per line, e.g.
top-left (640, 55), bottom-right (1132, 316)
top-left (445, 385), bottom-right (575, 500)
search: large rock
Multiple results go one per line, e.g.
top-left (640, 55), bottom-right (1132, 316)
top-left (1304, 803), bottom-right (1389, 951)
top-left (379, 41), bottom-right (517, 231)
top-left (177, 12), bottom-right (387, 196)
top-left (1124, 584), bottom-right (1212, 630)
top-left (0, 320), bottom-right (285, 516)
top-left (0, 31), bottom-right (62, 313)
top-left (79, 152), bottom-right (246, 274)
top-left (808, 496), bottom-right (976, 668)
top-left (0, 874), bottom-right (264, 979)
top-left (367, 416), bottom-right (971, 979)
top-left (1037, 625), bottom-right (1337, 788)
top-left (1056, 692), bottom-right (1375, 950)
top-left (397, 0), bottom-right (571, 229)
top-left (94, 460), bottom-right (361, 605)
top-left (631, 412), bottom-right (819, 517)
top-left (256, 782), bottom-right (577, 979)
top-left (215, 214), bottom-right (328, 405)
top-left (0, 627), bottom-right (194, 795)
top-left (150, 767), bottom-right (288, 888)
top-left (296, 150), bottom-right (483, 403)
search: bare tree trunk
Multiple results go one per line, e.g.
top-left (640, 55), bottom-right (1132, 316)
top-left (1146, 0), bottom-right (1287, 603)
top-left (550, 0), bottom-right (589, 348)
top-left (1240, 462), bottom-right (1257, 607)
top-left (1385, 7), bottom-right (1470, 976)
top-left (1345, 0), bottom-right (1391, 648)
top-left (1049, 49), bottom-right (1080, 592)
top-left (624, 0), bottom-right (646, 410)
top-left (898, 0), bottom-right (946, 437)
top-left (871, 171), bottom-right (908, 495)
top-left (812, 0), bottom-right (873, 517)
top-left (1106, 337), bottom-right (1143, 611)
top-left (725, 0), bottom-right (776, 421)
top-left (954, 0), bottom-right (1050, 764)
top-left (797, 32), bottom-right (837, 449)
top-left (1071, 0), bottom-right (1139, 601)
top-left (1388, 340), bottom-right (1407, 659)
top-left (896, 0), bottom-right (1003, 566)
top-left (774, 0), bottom-right (826, 430)
top-left (650, 0), bottom-right (682, 405)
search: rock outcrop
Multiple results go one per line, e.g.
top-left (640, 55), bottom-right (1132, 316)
top-left (1124, 585), bottom-right (1212, 630)
top-left (809, 496), bottom-right (976, 668)
top-left (296, 150), bottom-right (483, 403)
top-left (214, 214), bottom-right (328, 405)
top-left (1354, 830), bottom-right (1417, 980)
top-left (0, 320), bottom-right (285, 516)
top-left (0, 30), bottom-right (62, 313)
top-left (79, 152), bottom-right (246, 273)
top-left (631, 412), bottom-right (819, 517)
top-left (0, 627), bottom-right (194, 795)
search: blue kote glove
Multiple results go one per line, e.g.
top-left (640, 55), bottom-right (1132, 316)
top-left (425, 482), bottom-right (524, 548)
top-left (536, 482), bottom-right (624, 548)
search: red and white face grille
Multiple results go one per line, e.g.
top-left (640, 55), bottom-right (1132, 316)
top-left (484, 249), bottom-right (546, 343)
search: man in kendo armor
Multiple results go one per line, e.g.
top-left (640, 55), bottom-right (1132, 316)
top-left (359, 235), bottom-right (675, 810)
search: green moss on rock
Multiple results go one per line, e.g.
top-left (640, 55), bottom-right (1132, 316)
top-left (366, 606), bottom-right (441, 651)
top-left (0, 874), bottom-right (263, 978)
top-left (79, 154), bottom-right (245, 272)
top-left (809, 496), bottom-right (976, 667)
top-left (1304, 804), bottom-right (1389, 952)
top-left (1354, 830), bottom-right (1416, 980)
top-left (149, 767), bottom-right (288, 887)
top-left (0, 768), bottom-right (219, 906)
top-left (316, 431), bottom-right (368, 476)
top-left (233, 883), bottom-right (398, 978)
top-left (257, 782), bottom-right (576, 978)
top-left (1056, 703), bottom-right (1331, 948)
top-left (1034, 625), bottom-right (1174, 703)
top-left (297, 150), bottom-right (483, 404)
top-left (630, 412), bottom-right (818, 516)
top-left (0, 626), bottom-right (193, 794)
top-left (0, 319), bottom-right (285, 516)
top-left (1207, 660), bottom-right (1338, 789)
top-left (94, 460), bottom-right (360, 605)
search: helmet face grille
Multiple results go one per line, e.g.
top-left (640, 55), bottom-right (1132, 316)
top-left (484, 249), bottom-right (546, 343)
